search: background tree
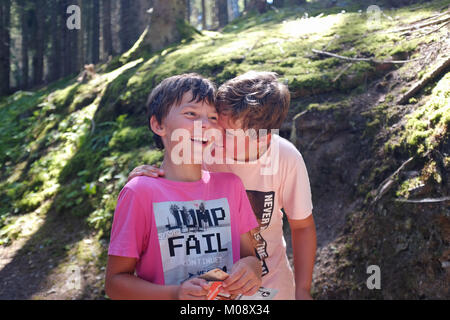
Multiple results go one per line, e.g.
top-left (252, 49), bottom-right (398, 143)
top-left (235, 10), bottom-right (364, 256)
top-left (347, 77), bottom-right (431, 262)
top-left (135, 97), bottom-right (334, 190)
top-left (273, 0), bottom-right (284, 7)
top-left (186, 0), bottom-right (191, 23)
top-left (48, 0), bottom-right (62, 83)
top-left (201, 0), bottom-right (207, 30)
top-left (101, 0), bottom-right (114, 59)
top-left (91, 0), bottom-right (100, 64)
top-left (17, 0), bottom-right (29, 88)
top-left (63, 0), bottom-right (79, 75)
top-left (143, 0), bottom-right (187, 52)
top-left (0, 0), bottom-right (11, 95)
top-left (291, 0), bottom-right (306, 5)
top-left (30, 2), bottom-right (45, 86)
top-left (137, 0), bottom-right (153, 35)
top-left (247, 0), bottom-right (267, 13)
top-left (77, 0), bottom-right (85, 71)
top-left (217, 0), bottom-right (228, 28)
top-left (120, 0), bottom-right (140, 53)
top-left (230, 0), bottom-right (240, 20)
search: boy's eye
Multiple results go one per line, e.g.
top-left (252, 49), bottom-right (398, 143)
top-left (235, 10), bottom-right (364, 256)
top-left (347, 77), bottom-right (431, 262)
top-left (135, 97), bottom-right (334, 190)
top-left (185, 112), bottom-right (196, 116)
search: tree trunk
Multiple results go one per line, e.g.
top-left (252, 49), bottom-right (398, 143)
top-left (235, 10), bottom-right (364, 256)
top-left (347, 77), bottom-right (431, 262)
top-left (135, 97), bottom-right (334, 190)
top-left (78, 0), bottom-right (86, 70)
top-left (91, 0), bottom-right (100, 64)
top-left (247, 0), bottom-right (267, 13)
top-left (143, 0), bottom-right (186, 52)
top-left (62, 0), bottom-right (79, 75)
top-left (32, 2), bottom-right (45, 86)
top-left (137, 0), bottom-right (153, 35)
top-left (0, 0), bottom-right (11, 95)
top-left (120, 0), bottom-right (140, 53)
top-left (101, 0), bottom-right (114, 58)
top-left (201, 0), bottom-right (207, 30)
top-left (18, 0), bottom-right (29, 88)
top-left (186, 0), bottom-right (191, 23)
top-left (48, 0), bottom-right (62, 82)
top-left (217, 0), bottom-right (228, 28)
top-left (288, 0), bottom-right (306, 5)
top-left (62, 0), bottom-right (71, 76)
top-left (230, 0), bottom-right (240, 20)
top-left (273, 0), bottom-right (285, 7)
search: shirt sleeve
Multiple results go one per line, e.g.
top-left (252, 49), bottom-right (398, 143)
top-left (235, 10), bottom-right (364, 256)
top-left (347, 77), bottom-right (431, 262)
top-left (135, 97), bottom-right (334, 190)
top-left (281, 153), bottom-right (314, 220)
top-left (234, 176), bottom-right (259, 234)
top-left (108, 187), bottom-right (149, 259)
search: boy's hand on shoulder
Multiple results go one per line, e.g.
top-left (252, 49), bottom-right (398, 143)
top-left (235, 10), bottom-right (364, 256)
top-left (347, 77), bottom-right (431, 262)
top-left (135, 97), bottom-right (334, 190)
top-left (127, 165), bottom-right (165, 182)
top-left (177, 278), bottom-right (210, 300)
top-left (222, 256), bottom-right (262, 296)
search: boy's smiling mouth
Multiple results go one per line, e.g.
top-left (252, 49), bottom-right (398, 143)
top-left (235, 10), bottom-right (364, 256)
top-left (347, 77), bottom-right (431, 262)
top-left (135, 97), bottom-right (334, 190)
top-left (191, 137), bottom-right (208, 145)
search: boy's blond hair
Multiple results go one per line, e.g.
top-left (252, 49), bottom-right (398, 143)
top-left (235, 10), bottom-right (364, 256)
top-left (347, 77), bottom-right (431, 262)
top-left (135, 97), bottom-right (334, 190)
top-left (216, 71), bottom-right (290, 132)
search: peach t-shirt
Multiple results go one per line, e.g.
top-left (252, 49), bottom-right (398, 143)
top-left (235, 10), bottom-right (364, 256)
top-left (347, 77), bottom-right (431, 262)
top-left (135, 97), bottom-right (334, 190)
top-left (205, 134), bottom-right (314, 299)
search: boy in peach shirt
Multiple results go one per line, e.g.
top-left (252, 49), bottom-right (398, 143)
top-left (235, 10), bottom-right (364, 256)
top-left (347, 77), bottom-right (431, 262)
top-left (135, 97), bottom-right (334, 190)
top-left (129, 71), bottom-right (316, 300)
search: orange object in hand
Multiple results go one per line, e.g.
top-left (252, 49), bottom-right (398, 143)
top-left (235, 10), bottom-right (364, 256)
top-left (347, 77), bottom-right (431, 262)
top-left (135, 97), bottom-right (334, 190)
top-left (206, 281), bottom-right (223, 300)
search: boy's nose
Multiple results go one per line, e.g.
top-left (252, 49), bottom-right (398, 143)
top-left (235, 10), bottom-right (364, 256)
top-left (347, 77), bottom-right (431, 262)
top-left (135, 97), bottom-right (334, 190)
top-left (200, 116), bottom-right (214, 129)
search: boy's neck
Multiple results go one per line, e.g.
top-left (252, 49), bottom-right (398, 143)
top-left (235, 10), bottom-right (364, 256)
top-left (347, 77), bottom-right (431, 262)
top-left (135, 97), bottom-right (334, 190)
top-left (239, 133), bottom-right (272, 162)
top-left (161, 153), bottom-right (203, 182)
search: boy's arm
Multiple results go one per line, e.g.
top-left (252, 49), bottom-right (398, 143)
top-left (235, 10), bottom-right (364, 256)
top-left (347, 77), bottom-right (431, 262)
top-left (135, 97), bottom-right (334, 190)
top-left (222, 231), bottom-right (262, 296)
top-left (288, 214), bottom-right (317, 300)
top-left (105, 255), bottom-right (209, 300)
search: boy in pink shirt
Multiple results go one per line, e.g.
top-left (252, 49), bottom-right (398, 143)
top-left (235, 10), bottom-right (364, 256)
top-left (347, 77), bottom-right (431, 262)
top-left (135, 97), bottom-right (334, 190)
top-left (105, 74), bottom-right (261, 300)
top-left (128, 71), bottom-right (317, 300)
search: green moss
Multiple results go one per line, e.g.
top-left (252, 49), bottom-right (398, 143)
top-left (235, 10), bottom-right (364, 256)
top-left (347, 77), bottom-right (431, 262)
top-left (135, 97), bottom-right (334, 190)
top-left (401, 72), bottom-right (450, 156)
top-left (108, 126), bottom-right (152, 152)
top-left (396, 176), bottom-right (424, 198)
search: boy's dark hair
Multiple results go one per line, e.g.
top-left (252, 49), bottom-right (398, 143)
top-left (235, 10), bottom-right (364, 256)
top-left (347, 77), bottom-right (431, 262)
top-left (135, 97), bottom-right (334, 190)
top-left (146, 73), bottom-right (216, 149)
top-left (216, 71), bottom-right (290, 133)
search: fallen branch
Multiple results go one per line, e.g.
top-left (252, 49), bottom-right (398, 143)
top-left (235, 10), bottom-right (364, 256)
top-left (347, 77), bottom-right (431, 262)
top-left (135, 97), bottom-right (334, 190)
top-left (439, 4), bottom-right (450, 12)
top-left (395, 197), bottom-right (450, 204)
top-left (332, 62), bottom-right (353, 82)
top-left (398, 56), bottom-right (450, 104)
top-left (407, 10), bottom-right (449, 26)
top-left (371, 157), bottom-right (414, 206)
top-left (423, 20), bottom-right (450, 35)
top-left (391, 14), bottom-right (450, 33)
top-left (312, 49), bottom-right (421, 64)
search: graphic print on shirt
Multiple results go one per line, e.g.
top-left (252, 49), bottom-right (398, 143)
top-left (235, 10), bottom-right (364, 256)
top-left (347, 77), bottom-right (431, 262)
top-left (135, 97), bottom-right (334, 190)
top-left (154, 198), bottom-right (233, 285)
top-left (245, 190), bottom-right (275, 277)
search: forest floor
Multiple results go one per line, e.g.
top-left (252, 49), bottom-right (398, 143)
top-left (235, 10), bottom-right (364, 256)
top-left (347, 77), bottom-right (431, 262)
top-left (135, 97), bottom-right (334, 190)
top-left (1, 0), bottom-right (449, 300)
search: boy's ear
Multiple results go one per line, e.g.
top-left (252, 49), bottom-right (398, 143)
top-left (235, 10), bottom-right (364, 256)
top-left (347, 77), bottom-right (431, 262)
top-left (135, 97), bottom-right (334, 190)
top-left (150, 115), bottom-right (166, 137)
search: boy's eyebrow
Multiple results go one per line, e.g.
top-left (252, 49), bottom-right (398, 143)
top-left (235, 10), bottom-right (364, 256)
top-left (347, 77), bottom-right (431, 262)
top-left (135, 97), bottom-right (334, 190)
top-left (179, 101), bottom-right (202, 109)
top-left (179, 102), bottom-right (218, 113)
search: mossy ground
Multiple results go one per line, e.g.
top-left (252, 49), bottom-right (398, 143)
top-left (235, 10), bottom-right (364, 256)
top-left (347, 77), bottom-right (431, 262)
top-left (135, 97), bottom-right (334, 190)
top-left (0, 0), bottom-right (449, 299)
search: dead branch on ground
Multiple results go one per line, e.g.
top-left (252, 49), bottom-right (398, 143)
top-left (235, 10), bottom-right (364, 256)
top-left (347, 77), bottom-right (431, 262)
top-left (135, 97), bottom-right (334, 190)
top-left (398, 56), bottom-right (450, 104)
top-left (312, 49), bottom-right (421, 64)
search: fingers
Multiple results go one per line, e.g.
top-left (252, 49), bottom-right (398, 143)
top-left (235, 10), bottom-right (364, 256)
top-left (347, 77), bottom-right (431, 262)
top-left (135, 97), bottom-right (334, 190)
top-left (222, 260), bottom-right (262, 296)
top-left (223, 269), bottom-right (260, 294)
top-left (179, 278), bottom-right (209, 300)
top-left (222, 267), bottom-right (246, 291)
top-left (185, 294), bottom-right (207, 300)
top-left (241, 282), bottom-right (259, 296)
top-left (127, 165), bottom-right (164, 182)
top-left (190, 278), bottom-right (210, 291)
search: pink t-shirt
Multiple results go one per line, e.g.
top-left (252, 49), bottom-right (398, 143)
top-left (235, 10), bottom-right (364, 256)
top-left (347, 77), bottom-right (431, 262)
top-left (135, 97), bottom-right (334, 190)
top-left (205, 134), bottom-right (314, 299)
top-left (108, 170), bottom-right (258, 285)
